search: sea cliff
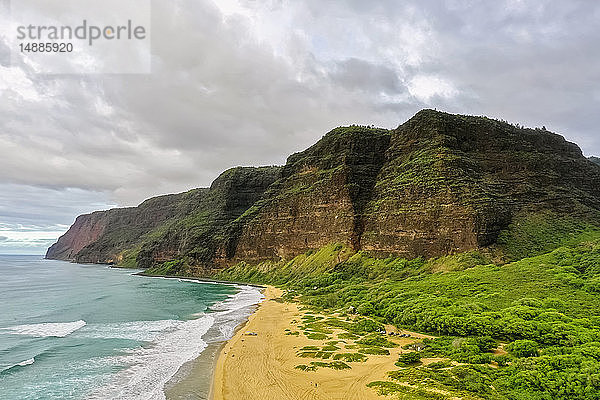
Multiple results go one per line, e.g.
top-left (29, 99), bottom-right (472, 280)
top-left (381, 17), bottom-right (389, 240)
top-left (47, 110), bottom-right (600, 272)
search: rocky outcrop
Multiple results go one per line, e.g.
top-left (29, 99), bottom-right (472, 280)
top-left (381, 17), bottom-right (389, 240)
top-left (46, 167), bottom-right (281, 266)
top-left (46, 212), bottom-right (109, 261)
top-left (219, 126), bottom-right (391, 264)
top-left (590, 156), bottom-right (600, 166)
top-left (47, 110), bottom-right (600, 270)
top-left (135, 166), bottom-right (282, 268)
top-left (360, 110), bottom-right (600, 258)
top-left (45, 190), bottom-right (207, 263)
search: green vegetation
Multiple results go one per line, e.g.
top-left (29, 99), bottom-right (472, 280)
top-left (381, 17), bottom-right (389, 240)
top-left (291, 310), bottom-right (398, 370)
top-left (294, 364), bottom-right (317, 372)
top-left (506, 339), bottom-right (539, 357)
top-left (426, 360), bottom-right (453, 370)
top-left (332, 352), bottom-right (368, 362)
top-left (496, 211), bottom-right (600, 260)
top-left (397, 352), bottom-right (422, 367)
top-left (296, 361), bottom-right (352, 371)
top-left (357, 333), bottom-right (397, 348)
top-left (300, 345), bottom-right (319, 351)
top-left (216, 228), bottom-right (600, 399)
top-left (145, 259), bottom-right (186, 275)
top-left (305, 332), bottom-right (329, 340)
top-left (310, 361), bottom-right (352, 370)
top-left (338, 332), bottom-right (359, 340)
top-left (367, 381), bottom-right (449, 400)
top-left (118, 247), bottom-right (141, 268)
top-left (298, 351), bottom-right (333, 359)
top-left (358, 346), bottom-right (390, 355)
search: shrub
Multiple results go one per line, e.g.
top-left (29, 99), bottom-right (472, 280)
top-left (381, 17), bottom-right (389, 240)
top-left (397, 352), bottom-right (421, 366)
top-left (507, 340), bottom-right (539, 357)
top-left (332, 353), bottom-right (368, 362)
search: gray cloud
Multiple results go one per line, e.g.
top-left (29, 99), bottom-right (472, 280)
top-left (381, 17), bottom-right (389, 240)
top-left (1, 0), bottom-right (599, 253)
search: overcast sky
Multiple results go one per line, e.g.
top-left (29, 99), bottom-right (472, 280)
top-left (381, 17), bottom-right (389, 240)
top-left (1, 0), bottom-right (599, 254)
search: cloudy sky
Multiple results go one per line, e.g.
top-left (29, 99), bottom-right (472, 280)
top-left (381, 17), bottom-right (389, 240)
top-left (1, 0), bottom-right (599, 254)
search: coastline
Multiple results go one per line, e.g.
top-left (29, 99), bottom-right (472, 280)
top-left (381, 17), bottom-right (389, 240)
top-left (210, 286), bottom-right (428, 400)
top-left (163, 279), bottom-right (266, 399)
top-left (211, 285), bottom-right (278, 400)
top-left (164, 341), bottom-right (224, 399)
top-left (135, 272), bottom-right (266, 289)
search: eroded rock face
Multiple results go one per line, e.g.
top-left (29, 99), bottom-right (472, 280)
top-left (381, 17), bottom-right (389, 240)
top-left (135, 166), bottom-right (282, 268)
top-left (222, 126), bottom-right (391, 264)
top-left (360, 110), bottom-right (600, 258)
top-left (46, 167), bottom-right (281, 266)
top-left (47, 110), bottom-right (600, 269)
top-left (46, 213), bottom-right (108, 261)
top-left (228, 110), bottom-right (600, 262)
top-left (45, 191), bottom-right (207, 263)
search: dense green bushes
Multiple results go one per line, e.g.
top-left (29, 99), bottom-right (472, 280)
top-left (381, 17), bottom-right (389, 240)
top-left (217, 236), bottom-right (600, 398)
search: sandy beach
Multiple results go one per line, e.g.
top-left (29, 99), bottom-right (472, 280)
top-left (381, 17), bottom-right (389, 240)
top-left (211, 286), bottom-right (432, 400)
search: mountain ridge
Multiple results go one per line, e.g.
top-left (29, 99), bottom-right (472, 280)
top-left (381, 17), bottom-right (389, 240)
top-left (46, 110), bottom-right (600, 271)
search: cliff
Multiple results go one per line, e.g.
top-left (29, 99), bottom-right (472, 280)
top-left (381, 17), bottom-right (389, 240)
top-left (46, 166), bottom-right (281, 265)
top-left (360, 111), bottom-right (600, 258)
top-left (221, 125), bottom-right (391, 264)
top-left (47, 110), bottom-right (600, 271)
top-left (45, 191), bottom-right (199, 262)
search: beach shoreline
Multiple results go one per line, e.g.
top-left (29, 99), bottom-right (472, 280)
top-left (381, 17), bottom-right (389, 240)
top-left (134, 271), bottom-right (266, 289)
top-left (164, 281), bottom-right (266, 400)
top-left (167, 282), bottom-right (433, 400)
top-left (209, 286), bottom-right (430, 400)
top-left (164, 340), bottom-right (224, 399)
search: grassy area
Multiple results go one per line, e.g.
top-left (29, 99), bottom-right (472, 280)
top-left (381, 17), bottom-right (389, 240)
top-left (216, 230), bottom-right (600, 399)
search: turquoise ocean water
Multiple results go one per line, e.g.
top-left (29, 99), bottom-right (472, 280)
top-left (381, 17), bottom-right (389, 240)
top-left (0, 255), bottom-right (262, 399)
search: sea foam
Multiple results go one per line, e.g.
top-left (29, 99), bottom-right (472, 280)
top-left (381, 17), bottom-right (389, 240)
top-left (85, 285), bottom-right (263, 400)
top-left (18, 357), bottom-right (35, 366)
top-left (86, 315), bottom-right (215, 400)
top-left (82, 319), bottom-right (182, 341)
top-left (209, 285), bottom-right (265, 340)
top-left (1, 320), bottom-right (86, 338)
top-left (0, 357), bottom-right (35, 374)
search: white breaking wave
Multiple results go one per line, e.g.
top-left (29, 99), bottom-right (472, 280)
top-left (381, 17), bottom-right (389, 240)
top-left (210, 285), bottom-right (264, 315)
top-left (1, 320), bottom-right (86, 338)
top-left (18, 357), bottom-right (35, 366)
top-left (0, 357), bottom-right (35, 374)
top-left (85, 284), bottom-right (264, 400)
top-left (209, 285), bottom-right (265, 340)
top-left (82, 320), bottom-right (182, 341)
top-left (86, 315), bottom-right (215, 400)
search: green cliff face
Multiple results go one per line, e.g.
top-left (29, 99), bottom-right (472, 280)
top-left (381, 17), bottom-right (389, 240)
top-left (135, 166), bottom-right (281, 269)
top-left (222, 125), bottom-right (391, 264)
top-left (45, 190), bottom-right (206, 263)
top-left (46, 166), bottom-right (281, 268)
top-left (46, 110), bottom-right (600, 271)
top-left (361, 110), bottom-right (600, 259)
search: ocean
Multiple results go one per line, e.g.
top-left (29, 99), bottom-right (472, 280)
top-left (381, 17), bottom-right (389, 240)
top-left (0, 255), bottom-right (263, 400)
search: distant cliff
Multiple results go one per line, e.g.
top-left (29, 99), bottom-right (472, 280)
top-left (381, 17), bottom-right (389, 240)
top-left (46, 167), bottom-right (281, 265)
top-left (47, 110), bottom-right (600, 272)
